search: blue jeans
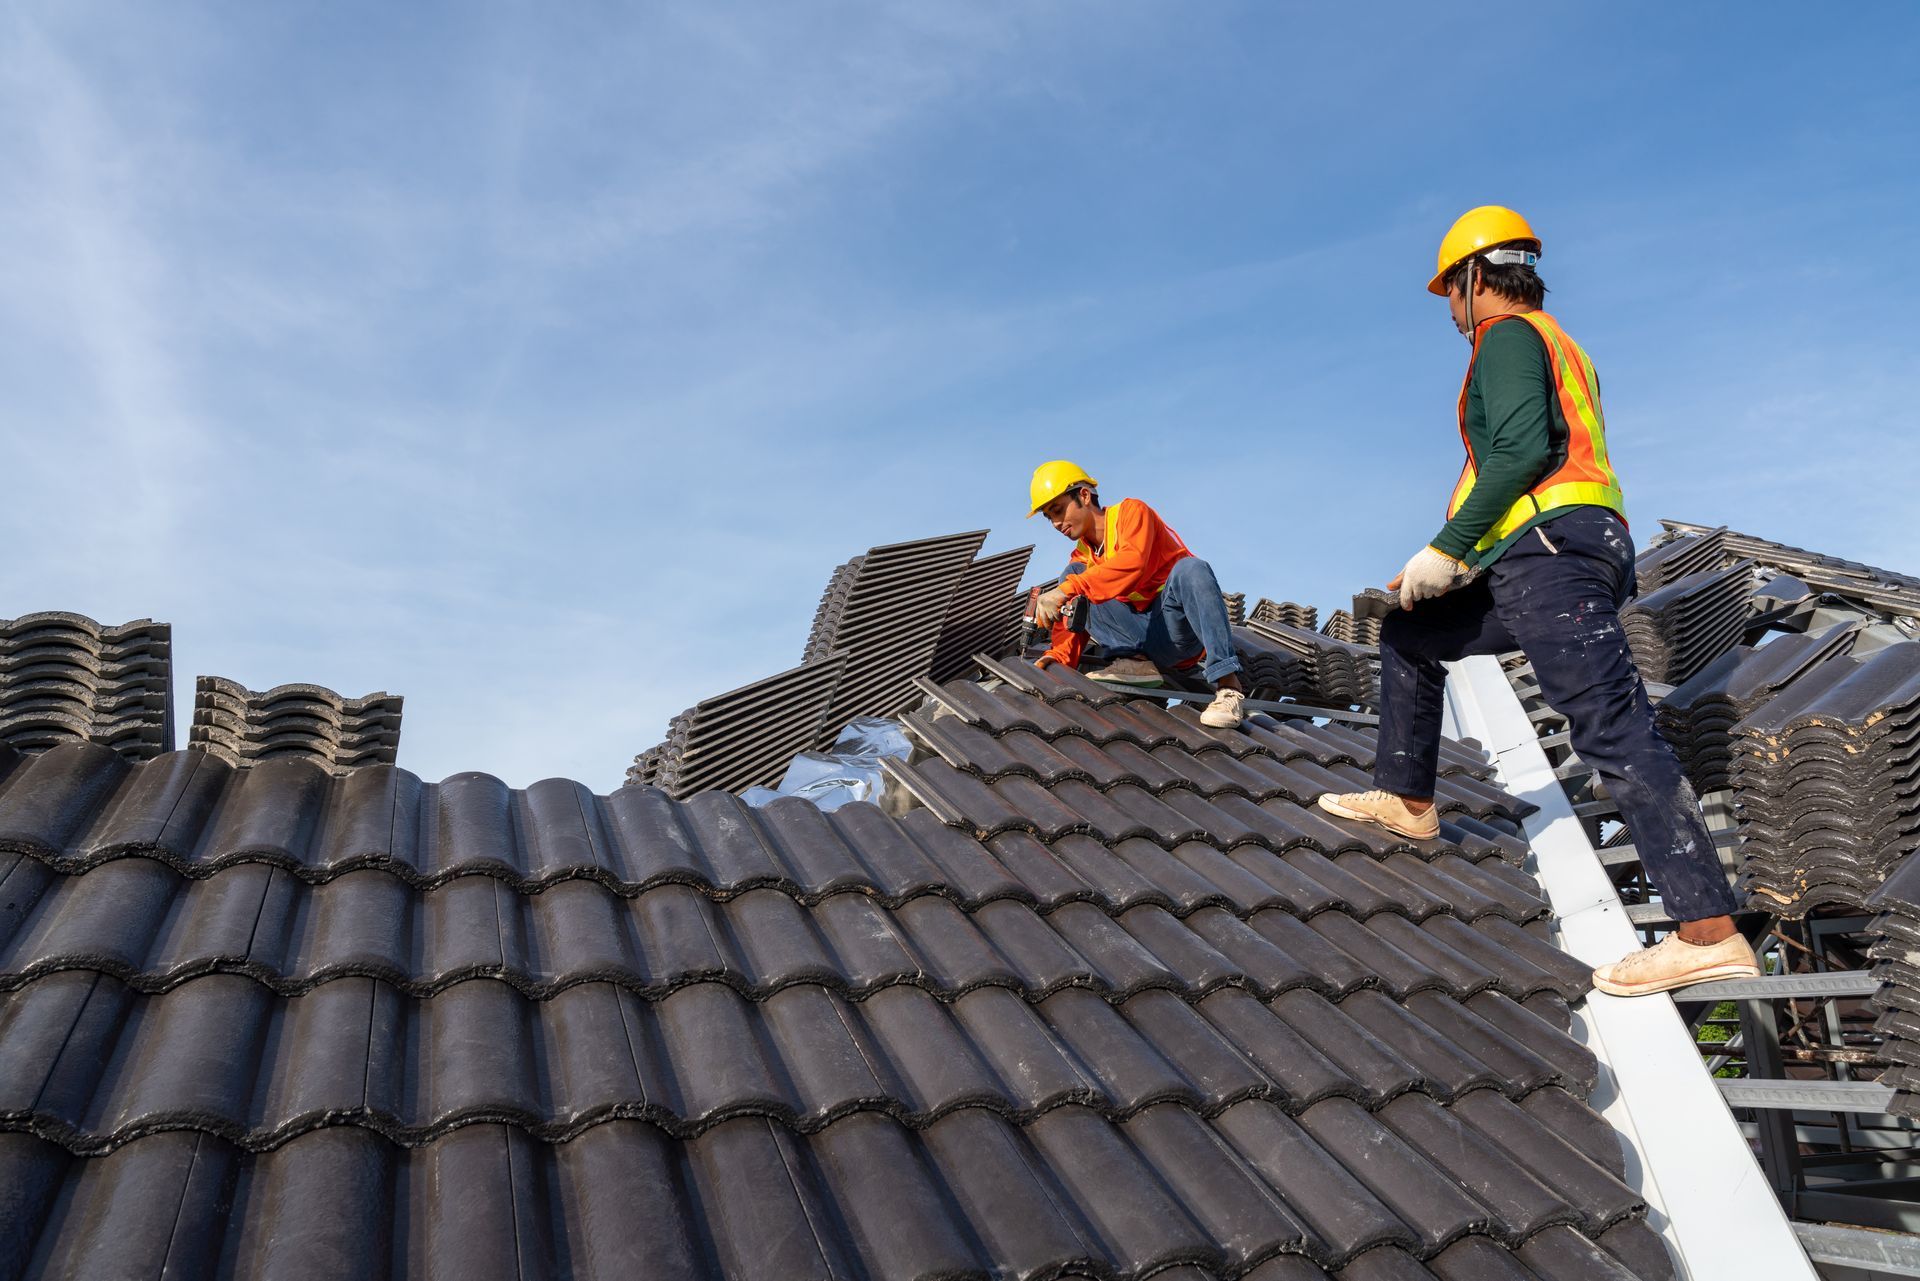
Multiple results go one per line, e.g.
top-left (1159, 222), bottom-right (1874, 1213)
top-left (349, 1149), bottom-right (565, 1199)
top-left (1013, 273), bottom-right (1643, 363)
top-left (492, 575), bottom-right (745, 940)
top-left (1063, 555), bottom-right (1243, 684)
top-left (1372, 507), bottom-right (1737, 923)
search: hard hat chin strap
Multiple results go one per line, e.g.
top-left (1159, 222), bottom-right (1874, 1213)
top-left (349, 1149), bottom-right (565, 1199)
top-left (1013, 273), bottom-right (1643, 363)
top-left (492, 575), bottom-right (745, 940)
top-left (1464, 260), bottom-right (1477, 340)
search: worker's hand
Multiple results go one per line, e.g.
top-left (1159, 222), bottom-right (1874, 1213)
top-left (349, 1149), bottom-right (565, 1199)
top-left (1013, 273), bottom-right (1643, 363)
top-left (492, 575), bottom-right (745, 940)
top-left (1396, 546), bottom-right (1468, 608)
top-left (1034, 656), bottom-right (1056, 670)
top-left (1033, 585), bottom-right (1070, 627)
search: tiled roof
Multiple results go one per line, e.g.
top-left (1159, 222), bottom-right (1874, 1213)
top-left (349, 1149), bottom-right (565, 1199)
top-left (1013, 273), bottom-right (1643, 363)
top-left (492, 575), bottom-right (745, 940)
top-left (188, 676), bottom-right (403, 771)
top-left (0, 612), bottom-right (173, 761)
top-left (0, 659), bottom-right (1670, 1278)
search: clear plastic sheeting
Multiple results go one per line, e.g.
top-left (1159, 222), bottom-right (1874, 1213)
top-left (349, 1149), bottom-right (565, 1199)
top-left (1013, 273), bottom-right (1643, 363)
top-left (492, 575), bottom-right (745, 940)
top-left (742, 717), bottom-right (912, 811)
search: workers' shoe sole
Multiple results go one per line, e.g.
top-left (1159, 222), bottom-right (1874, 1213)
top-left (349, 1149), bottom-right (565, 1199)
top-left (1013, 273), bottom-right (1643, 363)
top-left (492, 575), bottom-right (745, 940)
top-left (1590, 960), bottom-right (1761, 997)
top-left (1086, 661), bottom-right (1165, 687)
top-left (1590, 933), bottom-right (1762, 997)
top-left (1315, 792), bottom-right (1439, 841)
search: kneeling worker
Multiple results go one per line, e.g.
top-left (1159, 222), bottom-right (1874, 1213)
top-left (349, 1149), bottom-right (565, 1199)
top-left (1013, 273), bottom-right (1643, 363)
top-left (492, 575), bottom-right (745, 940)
top-left (1316, 206), bottom-right (1758, 996)
top-left (1026, 461), bottom-right (1247, 730)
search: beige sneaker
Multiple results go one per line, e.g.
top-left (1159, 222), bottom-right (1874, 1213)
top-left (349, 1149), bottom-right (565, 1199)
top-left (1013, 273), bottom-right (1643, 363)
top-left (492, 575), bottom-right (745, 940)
top-left (1199, 687), bottom-right (1246, 729)
top-left (1591, 931), bottom-right (1760, 997)
top-left (1315, 789), bottom-right (1441, 840)
top-left (1086, 656), bottom-right (1165, 687)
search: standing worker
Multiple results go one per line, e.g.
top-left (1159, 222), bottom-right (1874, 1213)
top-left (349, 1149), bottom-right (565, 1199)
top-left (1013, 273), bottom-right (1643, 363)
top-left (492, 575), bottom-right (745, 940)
top-left (1027, 461), bottom-right (1249, 730)
top-left (1316, 207), bottom-right (1759, 995)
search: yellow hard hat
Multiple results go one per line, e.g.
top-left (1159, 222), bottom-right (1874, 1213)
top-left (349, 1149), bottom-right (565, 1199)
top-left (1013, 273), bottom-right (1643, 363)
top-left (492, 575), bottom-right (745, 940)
top-left (1028, 460), bottom-right (1097, 517)
top-left (1428, 205), bottom-right (1540, 295)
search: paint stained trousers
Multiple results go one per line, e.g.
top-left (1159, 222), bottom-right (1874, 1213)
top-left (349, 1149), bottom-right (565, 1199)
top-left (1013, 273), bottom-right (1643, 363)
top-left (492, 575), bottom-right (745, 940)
top-left (1371, 506), bottom-right (1738, 923)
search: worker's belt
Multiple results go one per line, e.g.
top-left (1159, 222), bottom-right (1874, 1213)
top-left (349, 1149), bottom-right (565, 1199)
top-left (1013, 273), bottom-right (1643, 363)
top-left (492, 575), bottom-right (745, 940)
top-left (1476, 481), bottom-right (1625, 552)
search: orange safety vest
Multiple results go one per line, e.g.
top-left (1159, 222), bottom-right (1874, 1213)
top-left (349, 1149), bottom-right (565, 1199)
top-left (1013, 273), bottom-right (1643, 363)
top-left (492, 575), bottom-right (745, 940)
top-left (1071, 502), bottom-right (1186, 605)
top-left (1446, 310), bottom-right (1627, 553)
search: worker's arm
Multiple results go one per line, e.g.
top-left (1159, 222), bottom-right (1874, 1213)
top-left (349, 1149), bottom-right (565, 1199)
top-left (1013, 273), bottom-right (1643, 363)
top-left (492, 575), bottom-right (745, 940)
top-left (1057, 499), bottom-right (1157, 603)
top-left (1041, 568), bottom-right (1089, 668)
top-left (1430, 322), bottom-right (1554, 559)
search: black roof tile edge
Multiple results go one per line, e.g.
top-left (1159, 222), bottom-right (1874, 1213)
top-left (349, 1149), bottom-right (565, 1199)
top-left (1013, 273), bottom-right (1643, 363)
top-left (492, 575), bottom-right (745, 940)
top-left (0, 843), bottom-right (1544, 926)
top-left (0, 1120), bottom-right (1651, 1277)
top-left (0, 1071), bottom-right (1597, 1160)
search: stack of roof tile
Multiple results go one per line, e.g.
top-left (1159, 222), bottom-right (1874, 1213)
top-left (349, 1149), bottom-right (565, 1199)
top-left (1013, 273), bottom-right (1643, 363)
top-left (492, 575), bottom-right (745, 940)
top-left (1227, 626), bottom-right (1311, 701)
top-left (637, 653), bottom-right (850, 799)
top-left (1635, 528), bottom-right (1731, 593)
top-left (189, 677), bottom-right (403, 772)
top-left (1728, 641), bottom-right (1920, 916)
top-left (1242, 620), bottom-right (1380, 707)
top-left (802, 530), bottom-right (988, 735)
top-left (1325, 590), bottom-right (1396, 648)
top-left (0, 659), bottom-right (1672, 1279)
top-left (929, 545), bottom-right (1035, 683)
top-left (0, 612), bottom-right (173, 760)
top-left (1664, 519), bottom-right (1920, 618)
top-left (624, 743), bottom-right (666, 788)
top-left (1865, 854), bottom-right (1920, 1118)
top-left (1654, 624), bottom-right (1861, 794)
top-left (1250, 598), bottom-right (1318, 631)
top-left (802, 556), bottom-right (866, 665)
top-left (1620, 562), bottom-right (1755, 685)
top-left (1222, 592), bottom-right (1247, 626)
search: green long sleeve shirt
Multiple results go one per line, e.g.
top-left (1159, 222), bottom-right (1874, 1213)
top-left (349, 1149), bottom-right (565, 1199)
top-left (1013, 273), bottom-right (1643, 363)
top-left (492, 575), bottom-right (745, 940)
top-left (1430, 317), bottom-right (1579, 569)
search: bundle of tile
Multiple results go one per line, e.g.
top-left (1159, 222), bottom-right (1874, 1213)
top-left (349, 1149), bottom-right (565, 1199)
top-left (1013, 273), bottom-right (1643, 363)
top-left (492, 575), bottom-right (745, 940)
top-left (1249, 598), bottom-right (1318, 631)
top-left (1729, 640), bottom-right (1920, 916)
top-left (1226, 626), bottom-right (1311, 700)
top-left (1664, 519), bottom-right (1920, 618)
top-left (1222, 592), bottom-right (1246, 626)
top-left (0, 611), bottom-right (173, 760)
top-left (1323, 589), bottom-right (1396, 647)
top-left (1244, 620), bottom-right (1380, 707)
top-left (802, 530), bottom-right (988, 732)
top-left (1620, 561), bottom-right (1755, 685)
top-left (1654, 623), bottom-right (1861, 793)
top-left (1865, 854), bottom-right (1920, 1118)
top-left (190, 677), bottom-right (403, 772)
top-left (640, 653), bottom-right (850, 799)
top-left (623, 743), bottom-right (666, 788)
top-left (1635, 528), bottom-right (1731, 593)
top-left (802, 556), bottom-right (866, 665)
top-left (929, 546), bottom-right (1035, 683)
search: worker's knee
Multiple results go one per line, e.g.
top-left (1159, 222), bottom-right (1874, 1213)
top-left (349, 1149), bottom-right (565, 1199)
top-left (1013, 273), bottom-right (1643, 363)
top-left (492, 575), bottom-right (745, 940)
top-left (1061, 561), bottom-right (1089, 579)
top-left (1165, 555), bottom-right (1220, 597)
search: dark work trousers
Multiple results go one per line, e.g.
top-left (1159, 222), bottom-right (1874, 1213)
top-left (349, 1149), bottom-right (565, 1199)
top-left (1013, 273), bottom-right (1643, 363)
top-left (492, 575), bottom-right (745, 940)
top-left (1372, 506), bottom-right (1738, 922)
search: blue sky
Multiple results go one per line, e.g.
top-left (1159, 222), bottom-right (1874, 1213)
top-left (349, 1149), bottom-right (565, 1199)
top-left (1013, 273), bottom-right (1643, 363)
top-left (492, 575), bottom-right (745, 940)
top-left (3, 2), bottom-right (1916, 789)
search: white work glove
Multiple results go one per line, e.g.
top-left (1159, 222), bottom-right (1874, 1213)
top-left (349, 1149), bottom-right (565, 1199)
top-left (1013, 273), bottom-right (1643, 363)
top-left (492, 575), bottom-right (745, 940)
top-left (1032, 585), bottom-right (1071, 627)
top-left (1390, 546), bottom-right (1469, 608)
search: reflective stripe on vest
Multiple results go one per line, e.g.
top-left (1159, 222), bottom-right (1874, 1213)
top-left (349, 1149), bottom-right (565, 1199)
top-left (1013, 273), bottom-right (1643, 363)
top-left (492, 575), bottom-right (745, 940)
top-left (1446, 310), bottom-right (1627, 553)
top-left (1074, 506), bottom-right (1176, 604)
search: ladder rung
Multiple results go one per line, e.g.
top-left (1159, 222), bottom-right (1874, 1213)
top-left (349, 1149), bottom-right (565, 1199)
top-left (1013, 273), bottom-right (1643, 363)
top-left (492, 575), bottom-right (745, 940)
top-left (1626, 903), bottom-right (1673, 926)
top-left (1672, 972), bottom-right (1879, 1001)
top-left (1572, 798), bottom-right (1619, 819)
top-left (1716, 1080), bottom-right (1895, 1113)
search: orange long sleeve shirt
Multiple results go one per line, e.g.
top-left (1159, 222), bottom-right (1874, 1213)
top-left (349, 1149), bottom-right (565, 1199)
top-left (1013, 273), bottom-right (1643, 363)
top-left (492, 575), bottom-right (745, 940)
top-left (1044, 497), bottom-right (1192, 668)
